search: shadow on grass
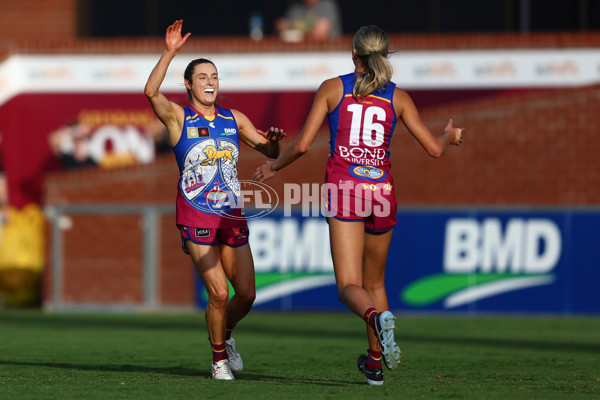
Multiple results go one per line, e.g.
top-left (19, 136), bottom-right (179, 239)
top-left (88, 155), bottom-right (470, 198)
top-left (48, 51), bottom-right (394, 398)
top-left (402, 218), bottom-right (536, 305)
top-left (3, 311), bottom-right (599, 355)
top-left (0, 360), bottom-right (358, 386)
top-left (235, 372), bottom-right (361, 386)
top-left (0, 359), bottom-right (200, 377)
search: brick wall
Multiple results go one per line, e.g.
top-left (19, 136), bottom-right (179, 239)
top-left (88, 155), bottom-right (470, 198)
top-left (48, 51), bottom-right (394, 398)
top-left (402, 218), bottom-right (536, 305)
top-left (0, 0), bottom-right (75, 45)
top-left (61, 214), bottom-right (144, 304)
top-left (396, 86), bottom-right (600, 205)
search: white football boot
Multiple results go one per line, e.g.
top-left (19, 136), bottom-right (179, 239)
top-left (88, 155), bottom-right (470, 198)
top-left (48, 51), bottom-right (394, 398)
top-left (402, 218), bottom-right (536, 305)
top-left (225, 337), bottom-right (244, 372)
top-left (374, 310), bottom-right (402, 369)
top-left (212, 359), bottom-right (235, 380)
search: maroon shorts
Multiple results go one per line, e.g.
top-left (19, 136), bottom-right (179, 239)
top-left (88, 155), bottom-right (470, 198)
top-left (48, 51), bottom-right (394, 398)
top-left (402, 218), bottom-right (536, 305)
top-left (324, 186), bottom-right (397, 232)
top-left (179, 224), bottom-right (249, 252)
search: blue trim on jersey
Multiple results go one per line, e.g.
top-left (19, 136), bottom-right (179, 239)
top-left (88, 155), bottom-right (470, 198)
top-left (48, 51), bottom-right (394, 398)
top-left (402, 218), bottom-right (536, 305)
top-left (327, 72), bottom-right (398, 156)
top-left (327, 75), bottom-right (348, 152)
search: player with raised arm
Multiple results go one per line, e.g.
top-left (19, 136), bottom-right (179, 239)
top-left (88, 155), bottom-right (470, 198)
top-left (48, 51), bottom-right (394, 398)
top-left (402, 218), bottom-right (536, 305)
top-left (145, 20), bottom-right (286, 380)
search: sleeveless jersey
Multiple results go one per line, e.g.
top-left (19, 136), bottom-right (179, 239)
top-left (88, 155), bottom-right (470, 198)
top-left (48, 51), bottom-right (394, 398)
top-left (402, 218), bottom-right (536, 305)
top-left (326, 73), bottom-right (397, 193)
top-left (172, 106), bottom-right (245, 228)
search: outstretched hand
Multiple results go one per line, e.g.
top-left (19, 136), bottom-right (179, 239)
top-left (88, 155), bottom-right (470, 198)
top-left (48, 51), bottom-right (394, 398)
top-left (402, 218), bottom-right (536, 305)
top-left (252, 161), bottom-right (277, 183)
top-left (445, 118), bottom-right (465, 146)
top-left (252, 127), bottom-right (286, 181)
top-left (257, 127), bottom-right (287, 142)
top-left (165, 20), bottom-right (191, 53)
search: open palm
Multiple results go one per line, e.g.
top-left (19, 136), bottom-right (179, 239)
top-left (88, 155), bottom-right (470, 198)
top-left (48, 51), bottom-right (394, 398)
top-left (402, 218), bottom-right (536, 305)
top-left (165, 20), bottom-right (191, 53)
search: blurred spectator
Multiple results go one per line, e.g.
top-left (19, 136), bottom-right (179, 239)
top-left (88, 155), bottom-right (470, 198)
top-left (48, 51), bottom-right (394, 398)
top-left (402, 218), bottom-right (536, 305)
top-left (0, 144), bottom-right (8, 224)
top-left (48, 122), bottom-right (97, 169)
top-left (276, 0), bottom-right (342, 42)
top-left (144, 117), bottom-right (171, 154)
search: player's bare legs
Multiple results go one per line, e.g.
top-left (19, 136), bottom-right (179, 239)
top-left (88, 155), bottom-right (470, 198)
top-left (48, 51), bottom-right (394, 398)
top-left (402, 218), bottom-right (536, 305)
top-left (363, 229), bottom-right (394, 351)
top-left (186, 242), bottom-right (228, 344)
top-left (220, 243), bottom-right (255, 372)
top-left (186, 241), bottom-right (236, 378)
top-left (221, 243), bottom-right (256, 327)
top-left (328, 218), bottom-right (374, 316)
top-left (363, 228), bottom-right (401, 370)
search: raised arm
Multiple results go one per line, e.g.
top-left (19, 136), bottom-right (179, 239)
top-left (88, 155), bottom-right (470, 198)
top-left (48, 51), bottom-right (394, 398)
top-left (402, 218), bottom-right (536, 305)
top-left (394, 88), bottom-right (464, 158)
top-left (144, 20), bottom-right (191, 146)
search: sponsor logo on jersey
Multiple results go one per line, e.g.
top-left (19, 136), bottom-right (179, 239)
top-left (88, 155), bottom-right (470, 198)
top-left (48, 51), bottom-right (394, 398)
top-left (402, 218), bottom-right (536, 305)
top-left (187, 127), bottom-right (210, 138)
top-left (187, 127), bottom-right (199, 138)
top-left (220, 128), bottom-right (237, 136)
top-left (349, 165), bottom-right (387, 181)
top-left (338, 146), bottom-right (388, 166)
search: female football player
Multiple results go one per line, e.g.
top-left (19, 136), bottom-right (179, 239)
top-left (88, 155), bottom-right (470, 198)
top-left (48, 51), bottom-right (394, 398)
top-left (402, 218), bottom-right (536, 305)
top-left (146, 20), bottom-right (285, 380)
top-left (253, 25), bottom-right (464, 385)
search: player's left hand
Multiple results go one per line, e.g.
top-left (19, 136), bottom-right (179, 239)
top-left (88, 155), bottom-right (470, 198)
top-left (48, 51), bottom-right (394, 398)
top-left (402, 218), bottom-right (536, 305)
top-left (258, 127), bottom-right (286, 142)
top-left (445, 119), bottom-right (465, 146)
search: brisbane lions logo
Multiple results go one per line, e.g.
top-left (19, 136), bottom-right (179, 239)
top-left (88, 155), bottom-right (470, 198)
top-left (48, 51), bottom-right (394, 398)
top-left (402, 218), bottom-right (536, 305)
top-left (200, 144), bottom-right (235, 166)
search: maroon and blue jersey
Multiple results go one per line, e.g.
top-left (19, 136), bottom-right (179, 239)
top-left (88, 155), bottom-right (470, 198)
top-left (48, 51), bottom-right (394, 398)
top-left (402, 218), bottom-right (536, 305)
top-left (172, 106), bottom-right (245, 228)
top-left (324, 73), bottom-right (398, 231)
top-left (326, 72), bottom-right (397, 190)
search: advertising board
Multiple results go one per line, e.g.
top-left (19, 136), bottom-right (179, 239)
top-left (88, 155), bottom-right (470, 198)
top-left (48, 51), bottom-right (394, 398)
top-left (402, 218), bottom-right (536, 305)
top-left (195, 209), bottom-right (600, 314)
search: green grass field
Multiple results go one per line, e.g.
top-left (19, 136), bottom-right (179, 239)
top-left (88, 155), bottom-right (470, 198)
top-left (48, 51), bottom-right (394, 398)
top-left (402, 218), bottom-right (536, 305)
top-left (0, 310), bottom-right (599, 399)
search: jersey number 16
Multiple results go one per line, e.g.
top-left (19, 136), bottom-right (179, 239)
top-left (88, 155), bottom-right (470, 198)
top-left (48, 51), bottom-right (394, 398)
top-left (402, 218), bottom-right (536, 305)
top-left (347, 104), bottom-right (386, 147)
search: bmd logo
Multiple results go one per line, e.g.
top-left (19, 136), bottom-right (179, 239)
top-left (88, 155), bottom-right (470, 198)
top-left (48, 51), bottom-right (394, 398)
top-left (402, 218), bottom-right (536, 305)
top-left (402, 218), bottom-right (561, 308)
top-left (199, 218), bottom-right (336, 307)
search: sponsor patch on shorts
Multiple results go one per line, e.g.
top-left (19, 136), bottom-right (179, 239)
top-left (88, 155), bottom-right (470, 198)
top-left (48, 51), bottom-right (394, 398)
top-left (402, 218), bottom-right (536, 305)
top-left (194, 228), bottom-right (211, 238)
top-left (233, 226), bottom-right (249, 240)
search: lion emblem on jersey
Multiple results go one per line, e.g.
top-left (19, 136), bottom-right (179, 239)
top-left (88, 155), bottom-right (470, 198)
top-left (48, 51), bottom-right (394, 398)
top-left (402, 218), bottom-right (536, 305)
top-left (200, 144), bottom-right (234, 166)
